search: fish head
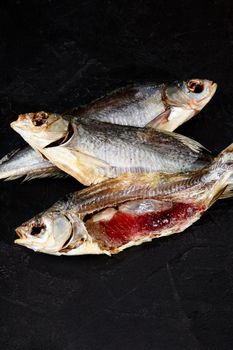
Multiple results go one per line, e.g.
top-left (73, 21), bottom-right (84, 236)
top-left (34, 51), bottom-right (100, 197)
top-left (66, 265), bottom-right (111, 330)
top-left (160, 79), bottom-right (217, 131)
top-left (15, 211), bottom-right (72, 254)
top-left (15, 210), bottom-right (91, 254)
top-left (11, 111), bottom-right (70, 149)
top-left (166, 79), bottom-right (217, 111)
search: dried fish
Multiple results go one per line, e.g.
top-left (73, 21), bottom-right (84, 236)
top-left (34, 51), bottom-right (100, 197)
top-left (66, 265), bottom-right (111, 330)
top-left (15, 143), bottom-right (233, 255)
top-left (70, 79), bottom-right (217, 131)
top-left (11, 112), bottom-right (211, 185)
top-left (0, 146), bottom-right (65, 181)
top-left (1, 79), bottom-right (216, 181)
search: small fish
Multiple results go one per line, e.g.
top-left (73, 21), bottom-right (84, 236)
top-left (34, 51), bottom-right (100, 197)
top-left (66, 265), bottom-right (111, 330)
top-left (14, 143), bottom-right (233, 255)
top-left (11, 112), bottom-right (211, 185)
top-left (1, 79), bottom-right (216, 181)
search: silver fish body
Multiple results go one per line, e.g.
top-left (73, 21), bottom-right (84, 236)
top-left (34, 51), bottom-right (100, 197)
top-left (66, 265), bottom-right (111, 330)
top-left (14, 143), bottom-right (233, 255)
top-left (11, 113), bottom-right (212, 185)
top-left (1, 79), bottom-right (217, 181)
top-left (70, 79), bottom-right (217, 130)
top-left (0, 147), bottom-right (64, 181)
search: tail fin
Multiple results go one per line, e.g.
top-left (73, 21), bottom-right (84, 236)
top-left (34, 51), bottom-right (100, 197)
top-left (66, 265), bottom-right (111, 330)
top-left (219, 166), bottom-right (233, 199)
top-left (210, 143), bottom-right (233, 199)
top-left (205, 143), bottom-right (233, 202)
top-left (215, 143), bottom-right (233, 164)
top-left (206, 143), bottom-right (233, 175)
top-left (219, 184), bottom-right (233, 199)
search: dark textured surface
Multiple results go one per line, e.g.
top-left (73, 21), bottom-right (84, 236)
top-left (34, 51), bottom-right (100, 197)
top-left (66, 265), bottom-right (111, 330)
top-left (0, 1), bottom-right (233, 349)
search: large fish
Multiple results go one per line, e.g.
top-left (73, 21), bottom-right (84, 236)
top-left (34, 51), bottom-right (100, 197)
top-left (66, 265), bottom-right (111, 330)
top-left (14, 143), bottom-right (233, 256)
top-left (11, 112), bottom-right (211, 185)
top-left (1, 79), bottom-right (216, 181)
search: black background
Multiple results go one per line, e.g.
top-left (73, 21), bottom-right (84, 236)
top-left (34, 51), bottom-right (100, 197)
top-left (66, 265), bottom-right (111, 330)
top-left (0, 1), bottom-right (233, 349)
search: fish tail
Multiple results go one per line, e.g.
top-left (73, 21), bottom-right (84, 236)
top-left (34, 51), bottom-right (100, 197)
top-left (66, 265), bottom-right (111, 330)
top-left (211, 143), bottom-right (233, 168)
top-left (202, 143), bottom-right (233, 205)
top-left (218, 143), bottom-right (233, 157)
top-left (219, 183), bottom-right (233, 199)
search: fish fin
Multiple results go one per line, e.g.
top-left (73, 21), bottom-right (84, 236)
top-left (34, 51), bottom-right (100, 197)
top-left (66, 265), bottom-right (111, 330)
top-left (0, 147), bottom-right (22, 164)
top-left (211, 143), bottom-right (233, 169)
top-left (63, 86), bottom-right (138, 118)
top-left (219, 184), bottom-right (233, 199)
top-left (220, 143), bottom-right (233, 154)
top-left (2, 170), bottom-right (67, 182)
top-left (22, 170), bottom-right (68, 182)
top-left (73, 151), bottom-right (113, 185)
top-left (42, 147), bottom-right (112, 186)
top-left (206, 144), bottom-right (233, 202)
top-left (3, 174), bottom-right (25, 181)
top-left (216, 143), bottom-right (233, 159)
top-left (145, 109), bottom-right (171, 129)
top-left (208, 185), bottom-right (229, 207)
top-left (165, 130), bottom-right (210, 154)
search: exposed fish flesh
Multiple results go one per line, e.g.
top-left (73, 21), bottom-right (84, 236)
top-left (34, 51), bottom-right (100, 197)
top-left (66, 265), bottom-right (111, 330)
top-left (14, 143), bottom-right (233, 255)
top-left (1, 79), bottom-right (217, 181)
top-left (11, 112), bottom-right (211, 185)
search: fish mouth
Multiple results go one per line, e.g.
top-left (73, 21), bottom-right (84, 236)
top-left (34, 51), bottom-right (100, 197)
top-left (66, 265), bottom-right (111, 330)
top-left (187, 79), bottom-right (217, 95)
top-left (208, 81), bottom-right (218, 95)
top-left (189, 80), bottom-right (217, 111)
top-left (210, 81), bottom-right (218, 94)
top-left (10, 120), bottom-right (20, 131)
top-left (15, 224), bottom-right (30, 239)
top-left (11, 112), bottom-right (49, 129)
top-left (10, 121), bottom-right (30, 140)
top-left (187, 79), bottom-right (205, 93)
top-left (15, 221), bottom-right (45, 239)
top-left (201, 81), bottom-right (217, 103)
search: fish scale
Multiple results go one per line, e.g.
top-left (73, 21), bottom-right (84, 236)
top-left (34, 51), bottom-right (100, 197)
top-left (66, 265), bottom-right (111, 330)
top-left (74, 118), bottom-right (210, 171)
top-left (12, 114), bottom-right (212, 186)
top-left (14, 144), bottom-right (233, 255)
top-left (2, 79), bottom-right (217, 182)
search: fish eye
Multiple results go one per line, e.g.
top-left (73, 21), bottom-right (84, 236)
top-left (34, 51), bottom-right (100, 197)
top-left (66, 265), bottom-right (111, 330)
top-left (30, 224), bottom-right (46, 236)
top-left (32, 112), bottom-right (49, 126)
top-left (187, 80), bottom-right (204, 94)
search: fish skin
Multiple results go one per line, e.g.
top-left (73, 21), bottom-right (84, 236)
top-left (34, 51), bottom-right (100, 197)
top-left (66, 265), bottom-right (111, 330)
top-left (0, 146), bottom-right (65, 181)
top-left (68, 84), bottom-right (167, 128)
top-left (68, 79), bottom-right (217, 131)
top-left (11, 113), bottom-right (212, 185)
top-left (14, 143), bottom-right (233, 255)
top-left (1, 79), bottom-right (217, 182)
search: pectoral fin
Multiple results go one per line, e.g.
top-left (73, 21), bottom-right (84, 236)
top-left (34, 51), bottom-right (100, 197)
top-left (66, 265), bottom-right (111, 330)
top-left (145, 109), bottom-right (171, 129)
top-left (42, 147), bottom-right (113, 185)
